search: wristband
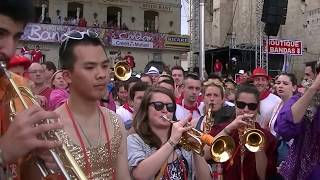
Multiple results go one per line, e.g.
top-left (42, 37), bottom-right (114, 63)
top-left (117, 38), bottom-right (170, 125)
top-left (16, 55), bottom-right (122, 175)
top-left (167, 139), bottom-right (177, 148)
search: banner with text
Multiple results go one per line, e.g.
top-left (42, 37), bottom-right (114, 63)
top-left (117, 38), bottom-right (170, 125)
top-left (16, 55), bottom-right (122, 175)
top-left (21, 23), bottom-right (103, 43)
top-left (104, 30), bottom-right (166, 49)
top-left (21, 24), bottom-right (189, 50)
top-left (265, 39), bottom-right (303, 56)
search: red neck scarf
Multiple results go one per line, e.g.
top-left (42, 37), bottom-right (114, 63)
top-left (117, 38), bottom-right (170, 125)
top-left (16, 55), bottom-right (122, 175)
top-left (123, 103), bottom-right (133, 113)
top-left (259, 90), bottom-right (270, 100)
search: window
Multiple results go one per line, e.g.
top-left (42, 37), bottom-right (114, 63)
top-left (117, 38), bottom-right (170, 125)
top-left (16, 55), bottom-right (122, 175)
top-left (153, 53), bottom-right (162, 62)
top-left (33, 0), bottom-right (49, 22)
top-left (67, 2), bottom-right (83, 18)
top-left (144, 11), bottom-right (159, 32)
top-left (107, 6), bottom-right (122, 28)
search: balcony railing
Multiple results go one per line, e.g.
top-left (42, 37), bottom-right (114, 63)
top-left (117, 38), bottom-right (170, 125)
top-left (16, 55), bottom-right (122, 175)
top-left (21, 23), bottom-right (190, 50)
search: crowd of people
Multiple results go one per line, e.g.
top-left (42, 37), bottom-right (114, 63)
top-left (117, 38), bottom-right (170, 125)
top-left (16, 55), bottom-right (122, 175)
top-left (39, 9), bottom-right (129, 30)
top-left (2, 0), bottom-right (320, 180)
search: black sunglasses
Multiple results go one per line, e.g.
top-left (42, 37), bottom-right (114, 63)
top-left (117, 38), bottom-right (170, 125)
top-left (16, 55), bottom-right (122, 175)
top-left (236, 101), bottom-right (258, 111)
top-left (149, 101), bottom-right (176, 113)
top-left (62, 30), bottom-right (99, 53)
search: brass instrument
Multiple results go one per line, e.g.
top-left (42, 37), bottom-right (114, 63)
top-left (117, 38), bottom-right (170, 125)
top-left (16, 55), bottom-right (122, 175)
top-left (238, 117), bottom-right (265, 152)
top-left (203, 103), bottom-right (214, 133)
top-left (0, 62), bottom-right (87, 180)
top-left (161, 115), bottom-right (235, 163)
top-left (114, 61), bottom-right (132, 81)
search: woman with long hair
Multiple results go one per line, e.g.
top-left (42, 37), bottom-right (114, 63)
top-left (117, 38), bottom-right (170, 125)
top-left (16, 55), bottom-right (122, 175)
top-left (275, 73), bottom-right (320, 179)
top-left (268, 73), bottom-right (297, 167)
top-left (127, 86), bottom-right (211, 179)
top-left (209, 84), bottom-right (277, 180)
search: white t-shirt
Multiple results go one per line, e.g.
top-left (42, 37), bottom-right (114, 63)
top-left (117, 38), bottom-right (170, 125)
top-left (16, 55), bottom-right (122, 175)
top-left (175, 104), bottom-right (191, 121)
top-left (116, 106), bottom-right (133, 124)
top-left (258, 93), bottom-right (282, 128)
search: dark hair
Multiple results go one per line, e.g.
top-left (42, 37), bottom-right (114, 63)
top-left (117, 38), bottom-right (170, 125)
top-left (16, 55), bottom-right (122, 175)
top-left (0, 0), bottom-right (34, 24)
top-left (305, 64), bottom-right (316, 75)
top-left (185, 73), bottom-right (200, 81)
top-left (158, 79), bottom-right (175, 89)
top-left (129, 81), bottom-right (150, 101)
top-left (59, 35), bottom-right (105, 70)
top-left (277, 73), bottom-right (297, 86)
top-left (235, 84), bottom-right (260, 103)
top-left (114, 81), bottom-right (127, 94)
top-left (133, 86), bottom-right (176, 149)
top-left (159, 74), bottom-right (174, 82)
top-left (208, 74), bottom-right (223, 83)
top-left (171, 66), bottom-right (185, 75)
top-left (42, 61), bottom-right (57, 72)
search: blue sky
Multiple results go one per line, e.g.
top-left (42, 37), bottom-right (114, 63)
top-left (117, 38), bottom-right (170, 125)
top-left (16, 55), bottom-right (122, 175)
top-left (181, 0), bottom-right (189, 35)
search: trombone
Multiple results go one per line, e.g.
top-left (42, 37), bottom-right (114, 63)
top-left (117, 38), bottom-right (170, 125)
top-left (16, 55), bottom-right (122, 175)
top-left (161, 115), bottom-right (235, 163)
top-left (0, 62), bottom-right (87, 180)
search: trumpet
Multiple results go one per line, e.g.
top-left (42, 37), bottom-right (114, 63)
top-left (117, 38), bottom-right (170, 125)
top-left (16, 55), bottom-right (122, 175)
top-left (114, 61), bottom-right (132, 81)
top-left (238, 117), bottom-right (265, 152)
top-left (161, 115), bottom-right (235, 163)
top-left (0, 62), bottom-right (87, 180)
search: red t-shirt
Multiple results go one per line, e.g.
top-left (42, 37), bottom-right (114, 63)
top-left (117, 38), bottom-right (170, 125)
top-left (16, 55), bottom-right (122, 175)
top-left (31, 50), bottom-right (42, 63)
top-left (214, 62), bottom-right (223, 72)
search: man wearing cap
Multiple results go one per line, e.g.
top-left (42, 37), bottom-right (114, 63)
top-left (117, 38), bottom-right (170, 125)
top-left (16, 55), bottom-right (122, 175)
top-left (7, 55), bottom-right (31, 76)
top-left (252, 67), bottom-right (281, 129)
top-left (146, 66), bottom-right (160, 84)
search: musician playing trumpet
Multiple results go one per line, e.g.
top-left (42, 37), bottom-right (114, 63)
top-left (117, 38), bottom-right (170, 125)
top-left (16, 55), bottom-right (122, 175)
top-left (208, 84), bottom-right (277, 180)
top-left (127, 87), bottom-right (211, 180)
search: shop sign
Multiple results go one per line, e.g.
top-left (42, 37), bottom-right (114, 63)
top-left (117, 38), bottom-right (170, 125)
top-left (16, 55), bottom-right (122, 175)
top-left (265, 39), bottom-right (303, 56)
top-left (165, 35), bottom-right (190, 48)
top-left (141, 3), bottom-right (177, 12)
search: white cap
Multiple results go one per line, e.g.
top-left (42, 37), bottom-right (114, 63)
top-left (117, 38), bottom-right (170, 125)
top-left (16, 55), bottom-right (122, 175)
top-left (146, 66), bottom-right (159, 75)
top-left (239, 70), bottom-right (244, 74)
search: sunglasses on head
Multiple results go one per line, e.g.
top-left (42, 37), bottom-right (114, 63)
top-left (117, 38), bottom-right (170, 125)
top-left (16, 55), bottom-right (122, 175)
top-left (149, 101), bottom-right (175, 113)
top-left (236, 101), bottom-right (258, 111)
top-left (61, 30), bottom-right (99, 54)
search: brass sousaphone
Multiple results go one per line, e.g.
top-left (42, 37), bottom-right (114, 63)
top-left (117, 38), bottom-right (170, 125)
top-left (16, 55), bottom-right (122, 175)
top-left (114, 61), bottom-right (132, 81)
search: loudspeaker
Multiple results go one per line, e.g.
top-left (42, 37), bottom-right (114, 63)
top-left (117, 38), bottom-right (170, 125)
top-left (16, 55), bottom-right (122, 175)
top-left (264, 23), bottom-right (280, 36)
top-left (262, 0), bottom-right (288, 25)
top-left (262, 0), bottom-right (288, 36)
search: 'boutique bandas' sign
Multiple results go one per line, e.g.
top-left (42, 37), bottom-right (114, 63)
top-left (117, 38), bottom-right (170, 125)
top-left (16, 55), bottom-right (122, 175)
top-left (265, 39), bottom-right (303, 56)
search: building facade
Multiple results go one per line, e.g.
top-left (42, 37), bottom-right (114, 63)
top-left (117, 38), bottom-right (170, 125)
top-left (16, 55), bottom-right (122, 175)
top-left (20, 0), bottom-right (190, 72)
top-left (201, 0), bottom-right (320, 80)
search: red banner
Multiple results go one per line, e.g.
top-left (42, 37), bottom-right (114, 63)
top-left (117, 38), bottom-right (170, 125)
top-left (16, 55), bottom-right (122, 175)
top-left (265, 39), bottom-right (303, 56)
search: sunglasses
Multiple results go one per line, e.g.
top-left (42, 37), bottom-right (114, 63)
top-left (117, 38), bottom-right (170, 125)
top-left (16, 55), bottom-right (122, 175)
top-left (149, 101), bottom-right (175, 113)
top-left (236, 101), bottom-right (258, 111)
top-left (62, 30), bottom-right (99, 54)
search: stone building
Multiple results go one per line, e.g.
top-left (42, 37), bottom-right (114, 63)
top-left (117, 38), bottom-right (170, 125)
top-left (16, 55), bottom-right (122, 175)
top-left (20, 0), bottom-right (190, 72)
top-left (200, 0), bottom-right (320, 79)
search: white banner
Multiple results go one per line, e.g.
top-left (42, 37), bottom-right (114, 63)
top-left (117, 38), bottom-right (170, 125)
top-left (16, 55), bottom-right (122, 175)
top-left (111, 39), bottom-right (153, 48)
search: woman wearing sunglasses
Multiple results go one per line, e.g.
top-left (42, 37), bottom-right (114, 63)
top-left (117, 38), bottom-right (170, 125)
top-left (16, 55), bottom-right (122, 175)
top-left (209, 84), bottom-right (277, 180)
top-left (127, 86), bottom-right (211, 180)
